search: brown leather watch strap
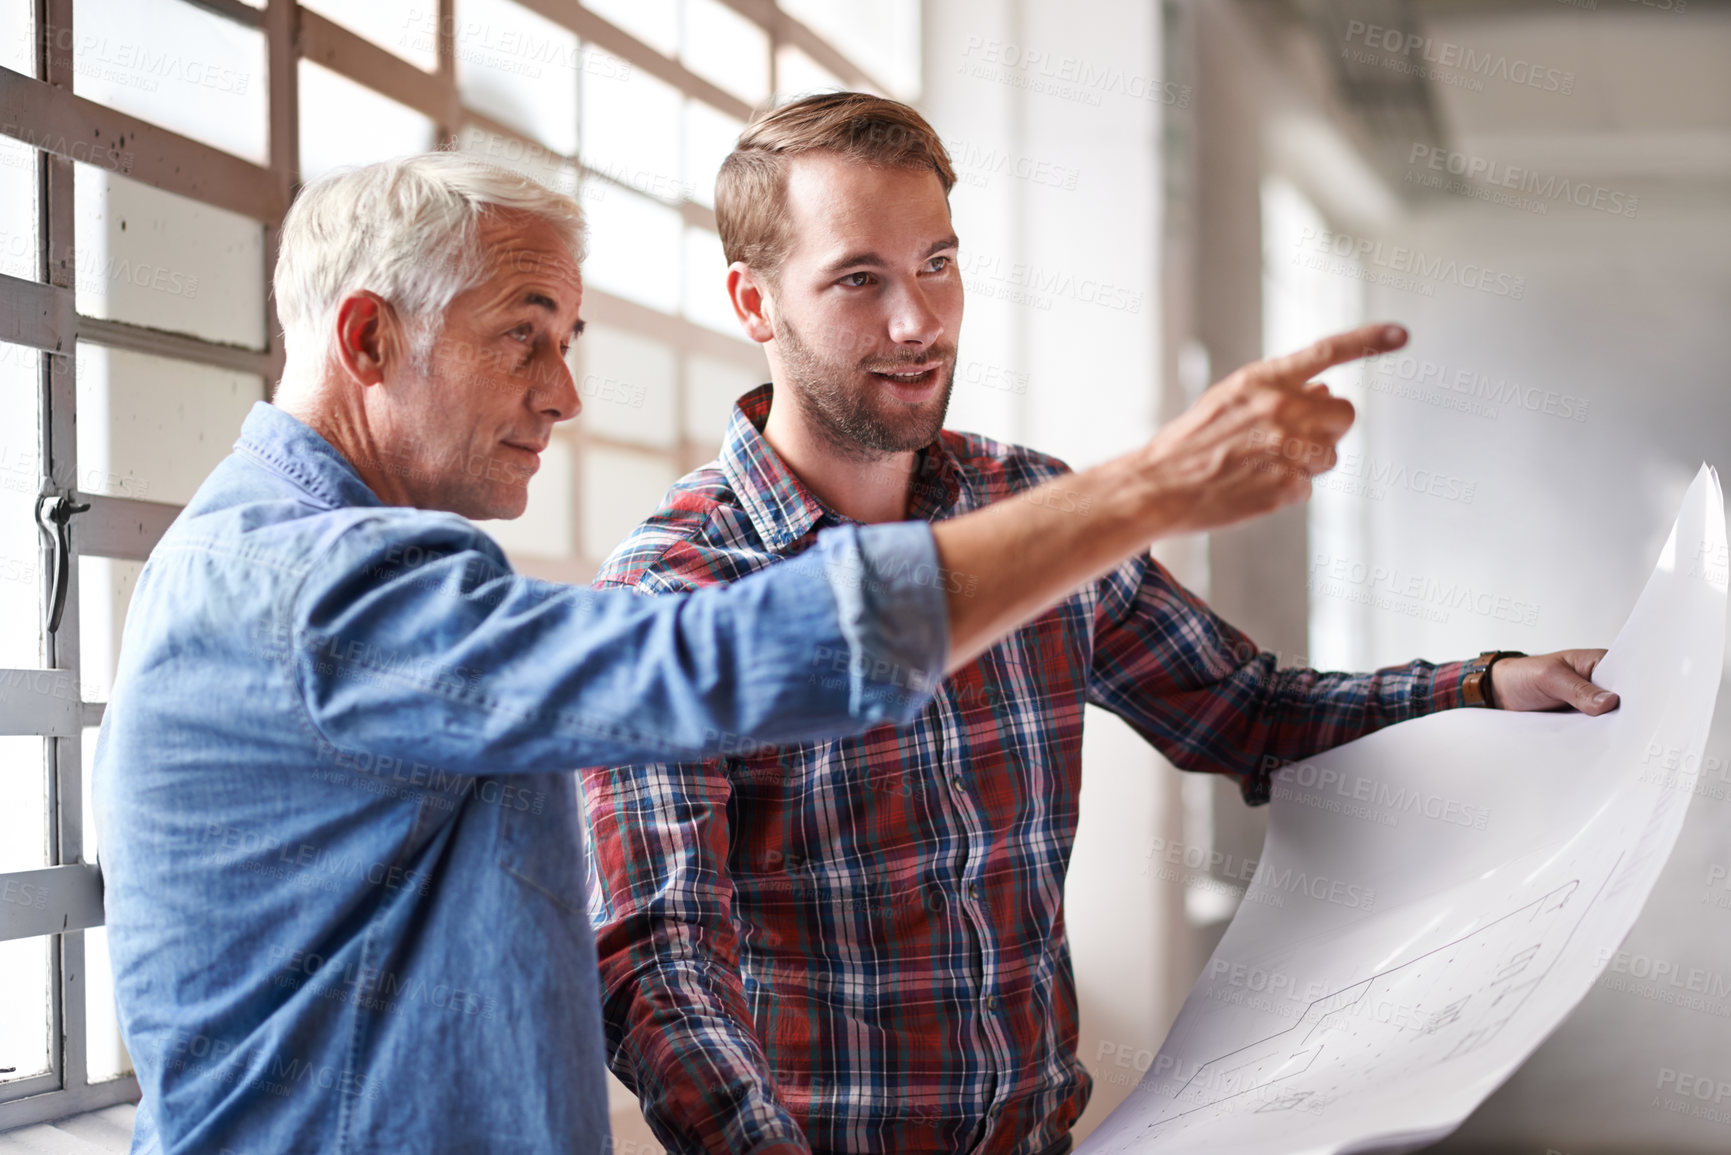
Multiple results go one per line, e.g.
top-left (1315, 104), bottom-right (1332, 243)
top-left (1461, 650), bottom-right (1526, 708)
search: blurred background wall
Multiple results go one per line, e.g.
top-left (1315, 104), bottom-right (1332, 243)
top-left (1, 0), bottom-right (1728, 1151)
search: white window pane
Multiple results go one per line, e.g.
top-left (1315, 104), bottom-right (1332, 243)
top-left (75, 164), bottom-right (267, 350)
top-left (580, 444), bottom-right (679, 562)
top-left (82, 726), bottom-right (100, 864)
top-left (0, 935), bottom-right (50, 1084)
top-left (775, 44), bottom-right (843, 102)
top-left (84, 924), bottom-right (133, 1083)
top-left (683, 227), bottom-right (738, 337)
top-left (2, 2), bottom-right (31, 76)
top-left (580, 183), bottom-right (682, 314)
top-left (0, 737), bottom-right (47, 874)
top-left (580, 46), bottom-right (681, 200)
top-left (684, 100), bottom-right (742, 209)
top-left (298, 61), bottom-right (437, 184)
top-left (454, 123), bottom-right (579, 199)
top-left (682, 0), bottom-right (769, 106)
top-left (75, 344), bottom-right (260, 508)
top-left (0, 341), bottom-right (43, 670)
top-left (305, 0), bottom-right (438, 72)
top-left (581, 0), bottom-right (679, 57)
top-left (778, 0), bottom-right (922, 98)
top-left (480, 436), bottom-right (575, 559)
top-left (577, 323), bottom-right (677, 449)
top-left (455, 0), bottom-right (581, 156)
top-left (79, 557), bottom-right (143, 706)
top-left (0, 136), bottom-right (38, 281)
top-left (72, 0), bottom-right (269, 165)
top-left (684, 351), bottom-right (763, 449)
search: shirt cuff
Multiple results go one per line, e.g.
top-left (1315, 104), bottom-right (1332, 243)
top-left (814, 522), bottom-right (950, 727)
top-left (1427, 659), bottom-right (1468, 711)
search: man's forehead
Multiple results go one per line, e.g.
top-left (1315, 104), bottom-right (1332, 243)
top-left (475, 214), bottom-right (582, 298)
top-left (785, 153), bottom-right (947, 214)
top-left (479, 208), bottom-right (576, 256)
top-left (782, 155), bottom-right (953, 256)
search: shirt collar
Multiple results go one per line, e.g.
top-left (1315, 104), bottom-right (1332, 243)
top-left (717, 384), bottom-right (964, 551)
top-left (233, 401), bottom-right (387, 511)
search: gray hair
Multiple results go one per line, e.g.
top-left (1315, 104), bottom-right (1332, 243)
top-left (273, 152), bottom-right (586, 386)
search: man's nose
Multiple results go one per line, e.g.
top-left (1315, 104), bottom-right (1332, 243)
top-left (887, 280), bottom-right (944, 348)
top-left (532, 346), bottom-right (581, 422)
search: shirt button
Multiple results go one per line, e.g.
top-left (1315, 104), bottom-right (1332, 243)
top-left (968, 884), bottom-right (981, 900)
top-left (950, 775), bottom-right (964, 791)
top-left (986, 995), bottom-right (998, 1010)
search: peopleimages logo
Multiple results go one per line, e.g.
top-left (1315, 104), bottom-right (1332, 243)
top-left (1363, 352), bottom-right (1591, 424)
top-left (958, 37), bottom-right (1192, 109)
top-left (43, 28), bottom-right (252, 95)
top-left (1269, 755), bottom-right (1493, 831)
top-left (1294, 226), bottom-right (1526, 299)
top-left (1408, 144), bottom-right (1639, 219)
top-left (946, 138), bottom-right (1081, 192)
top-left (1330, 451), bottom-right (1477, 505)
top-left (957, 252), bottom-right (1145, 314)
top-left (1341, 20), bottom-right (1576, 95)
top-left (0, 121), bottom-right (132, 173)
top-left (1308, 552), bottom-right (1541, 628)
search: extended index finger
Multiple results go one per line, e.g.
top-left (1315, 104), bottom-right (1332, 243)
top-left (1252, 323), bottom-right (1410, 390)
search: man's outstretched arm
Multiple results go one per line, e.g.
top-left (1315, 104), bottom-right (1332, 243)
top-left (1084, 548), bottom-right (1617, 803)
top-left (294, 322), bottom-right (1410, 777)
top-left (934, 321), bottom-right (1404, 669)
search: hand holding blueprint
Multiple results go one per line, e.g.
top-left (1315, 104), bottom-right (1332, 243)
top-left (1079, 464), bottom-right (1728, 1155)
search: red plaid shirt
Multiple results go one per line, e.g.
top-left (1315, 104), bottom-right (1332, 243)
top-left (582, 385), bottom-right (1466, 1155)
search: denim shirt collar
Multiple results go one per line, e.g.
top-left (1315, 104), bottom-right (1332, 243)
top-left (718, 384), bottom-right (964, 552)
top-left (233, 401), bottom-right (387, 512)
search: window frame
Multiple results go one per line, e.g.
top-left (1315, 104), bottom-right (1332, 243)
top-left (0, 0), bottom-right (902, 1130)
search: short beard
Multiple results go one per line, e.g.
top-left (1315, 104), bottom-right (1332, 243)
top-left (772, 311), bottom-right (955, 462)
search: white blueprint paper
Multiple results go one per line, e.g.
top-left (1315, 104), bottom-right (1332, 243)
top-left (1079, 464), bottom-right (1728, 1155)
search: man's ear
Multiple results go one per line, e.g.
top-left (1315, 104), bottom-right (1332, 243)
top-left (332, 291), bottom-right (405, 388)
top-left (726, 262), bottom-right (776, 345)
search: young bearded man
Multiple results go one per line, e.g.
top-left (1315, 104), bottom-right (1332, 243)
top-left (579, 94), bottom-right (1617, 1155)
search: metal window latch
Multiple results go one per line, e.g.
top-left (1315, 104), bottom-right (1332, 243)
top-left (36, 492), bottom-right (90, 635)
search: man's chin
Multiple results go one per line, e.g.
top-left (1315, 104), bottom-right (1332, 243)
top-left (871, 376), bottom-right (952, 444)
top-left (450, 487), bottom-right (530, 523)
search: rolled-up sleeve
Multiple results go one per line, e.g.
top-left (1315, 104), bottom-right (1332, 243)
top-left (288, 511), bottom-right (949, 775)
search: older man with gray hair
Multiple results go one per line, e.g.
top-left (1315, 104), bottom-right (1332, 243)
top-left (93, 150), bottom-right (1407, 1153)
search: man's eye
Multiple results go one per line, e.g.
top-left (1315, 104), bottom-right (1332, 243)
top-left (926, 256), bottom-right (951, 273)
top-left (840, 272), bottom-right (873, 288)
top-left (509, 325), bottom-right (534, 343)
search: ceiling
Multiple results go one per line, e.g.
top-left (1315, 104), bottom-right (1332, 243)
top-left (1249, 0), bottom-right (1731, 203)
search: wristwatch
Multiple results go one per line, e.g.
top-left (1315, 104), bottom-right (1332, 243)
top-left (1461, 650), bottom-right (1525, 709)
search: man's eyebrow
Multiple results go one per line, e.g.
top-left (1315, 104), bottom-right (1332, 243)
top-left (522, 291), bottom-right (585, 338)
top-left (820, 250), bottom-right (886, 276)
top-left (819, 235), bottom-right (959, 277)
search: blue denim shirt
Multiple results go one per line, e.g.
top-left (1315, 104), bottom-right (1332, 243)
top-left (92, 402), bottom-right (947, 1154)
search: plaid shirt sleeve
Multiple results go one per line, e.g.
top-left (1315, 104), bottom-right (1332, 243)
top-left (1086, 553), bottom-right (1466, 805)
top-left (582, 755), bottom-right (804, 1154)
top-left (581, 572), bottom-right (808, 1155)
